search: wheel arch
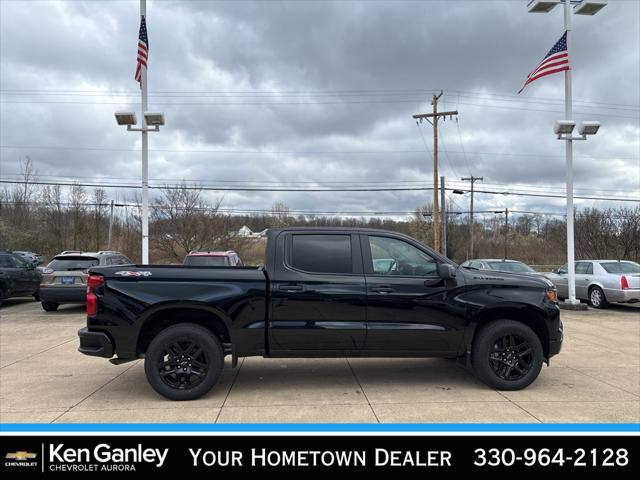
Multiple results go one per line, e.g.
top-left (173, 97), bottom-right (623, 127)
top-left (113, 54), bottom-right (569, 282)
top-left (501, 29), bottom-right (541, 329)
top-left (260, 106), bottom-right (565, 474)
top-left (471, 306), bottom-right (551, 360)
top-left (136, 304), bottom-right (232, 356)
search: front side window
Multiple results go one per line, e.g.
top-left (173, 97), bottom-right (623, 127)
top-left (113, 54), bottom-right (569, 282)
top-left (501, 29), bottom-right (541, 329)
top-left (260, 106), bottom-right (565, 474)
top-left (290, 234), bottom-right (352, 274)
top-left (368, 236), bottom-right (437, 276)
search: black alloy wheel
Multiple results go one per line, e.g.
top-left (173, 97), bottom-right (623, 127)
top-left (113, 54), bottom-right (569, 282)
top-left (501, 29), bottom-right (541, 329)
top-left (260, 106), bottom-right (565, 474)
top-left (472, 319), bottom-right (543, 391)
top-left (144, 323), bottom-right (224, 401)
top-left (488, 334), bottom-right (533, 381)
top-left (157, 340), bottom-right (209, 390)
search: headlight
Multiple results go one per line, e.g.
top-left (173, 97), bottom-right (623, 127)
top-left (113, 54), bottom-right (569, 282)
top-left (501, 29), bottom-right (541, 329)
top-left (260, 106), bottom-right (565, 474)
top-left (546, 288), bottom-right (558, 303)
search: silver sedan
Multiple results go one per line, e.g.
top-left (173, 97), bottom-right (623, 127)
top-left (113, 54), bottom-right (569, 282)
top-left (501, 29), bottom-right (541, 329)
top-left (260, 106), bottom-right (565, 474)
top-left (545, 260), bottom-right (640, 308)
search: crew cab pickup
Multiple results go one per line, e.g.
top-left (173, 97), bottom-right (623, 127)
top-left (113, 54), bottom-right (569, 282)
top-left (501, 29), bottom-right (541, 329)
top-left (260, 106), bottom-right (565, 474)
top-left (78, 227), bottom-right (562, 400)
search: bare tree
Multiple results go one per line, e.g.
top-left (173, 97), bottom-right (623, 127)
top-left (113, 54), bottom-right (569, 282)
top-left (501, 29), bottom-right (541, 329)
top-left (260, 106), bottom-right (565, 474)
top-left (69, 183), bottom-right (86, 250)
top-left (152, 182), bottom-right (225, 261)
top-left (92, 188), bottom-right (108, 251)
top-left (269, 201), bottom-right (292, 228)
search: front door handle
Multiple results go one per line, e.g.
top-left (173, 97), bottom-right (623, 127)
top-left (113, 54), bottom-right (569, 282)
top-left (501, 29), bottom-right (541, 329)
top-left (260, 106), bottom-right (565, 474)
top-left (279, 284), bottom-right (304, 292)
top-left (371, 286), bottom-right (395, 294)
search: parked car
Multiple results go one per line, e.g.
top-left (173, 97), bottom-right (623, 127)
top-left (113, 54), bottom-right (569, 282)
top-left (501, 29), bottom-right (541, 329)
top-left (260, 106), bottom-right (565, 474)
top-left (0, 251), bottom-right (41, 306)
top-left (546, 260), bottom-right (640, 308)
top-left (12, 250), bottom-right (44, 266)
top-left (460, 259), bottom-right (540, 275)
top-left (183, 250), bottom-right (243, 267)
top-left (39, 251), bottom-right (133, 311)
top-left (79, 227), bottom-right (562, 400)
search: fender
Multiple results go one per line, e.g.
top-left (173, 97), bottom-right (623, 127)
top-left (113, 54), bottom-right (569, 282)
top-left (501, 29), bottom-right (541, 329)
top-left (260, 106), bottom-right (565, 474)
top-left (135, 300), bottom-right (234, 343)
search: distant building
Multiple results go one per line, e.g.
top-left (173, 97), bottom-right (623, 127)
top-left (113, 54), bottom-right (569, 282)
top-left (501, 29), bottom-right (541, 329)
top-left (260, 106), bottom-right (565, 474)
top-left (235, 225), bottom-right (267, 239)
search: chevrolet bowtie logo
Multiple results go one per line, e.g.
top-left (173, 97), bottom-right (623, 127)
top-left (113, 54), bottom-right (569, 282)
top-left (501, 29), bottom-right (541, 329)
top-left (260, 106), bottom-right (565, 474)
top-left (6, 451), bottom-right (37, 461)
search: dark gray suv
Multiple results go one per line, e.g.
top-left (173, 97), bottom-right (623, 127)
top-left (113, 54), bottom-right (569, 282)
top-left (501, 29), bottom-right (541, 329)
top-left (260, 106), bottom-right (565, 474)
top-left (39, 251), bottom-right (133, 311)
top-left (0, 251), bottom-right (42, 306)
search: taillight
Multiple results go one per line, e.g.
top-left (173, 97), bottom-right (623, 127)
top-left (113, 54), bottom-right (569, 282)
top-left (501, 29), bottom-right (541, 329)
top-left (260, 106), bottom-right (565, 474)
top-left (86, 274), bottom-right (104, 316)
top-left (621, 275), bottom-right (629, 290)
top-left (87, 274), bottom-right (104, 291)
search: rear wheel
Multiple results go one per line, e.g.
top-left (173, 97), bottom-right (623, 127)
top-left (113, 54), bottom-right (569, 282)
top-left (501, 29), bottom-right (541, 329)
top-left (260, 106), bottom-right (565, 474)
top-left (41, 301), bottom-right (59, 312)
top-left (144, 323), bottom-right (224, 401)
top-left (588, 286), bottom-right (608, 309)
top-left (472, 320), bottom-right (543, 390)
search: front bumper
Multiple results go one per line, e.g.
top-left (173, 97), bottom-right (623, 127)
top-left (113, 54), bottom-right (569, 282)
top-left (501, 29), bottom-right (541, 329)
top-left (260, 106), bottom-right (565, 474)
top-left (39, 286), bottom-right (86, 303)
top-left (78, 327), bottom-right (113, 358)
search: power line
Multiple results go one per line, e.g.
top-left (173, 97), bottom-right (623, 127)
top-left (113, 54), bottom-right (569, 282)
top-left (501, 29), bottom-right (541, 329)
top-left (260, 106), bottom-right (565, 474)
top-left (1, 179), bottom-right (638, 202)
top-left (2, 88), bottom-right (637, 111)
top-left (2, 171), bottom-right (638, 196)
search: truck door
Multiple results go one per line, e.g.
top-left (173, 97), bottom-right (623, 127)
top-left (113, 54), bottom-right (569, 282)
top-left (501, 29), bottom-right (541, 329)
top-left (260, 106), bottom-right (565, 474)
top-left (268, 232), bottom-right (367, 352)
top-left (361, 234), bottom-right (465, 353)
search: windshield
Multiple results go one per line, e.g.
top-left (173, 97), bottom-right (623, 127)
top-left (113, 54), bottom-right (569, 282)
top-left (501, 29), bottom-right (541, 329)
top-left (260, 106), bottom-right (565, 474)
top-left (48, 256), bottom-right (99, 271)
top-left (487, 261), bottom-right (536, 273)
top-left (600, 262), bottom-right (640, 274)
top-left (184, 256), bottom-right (230, 267)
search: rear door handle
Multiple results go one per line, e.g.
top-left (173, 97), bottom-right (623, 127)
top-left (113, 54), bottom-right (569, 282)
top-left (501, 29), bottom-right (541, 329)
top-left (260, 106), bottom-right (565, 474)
top-left (371, 286), bottom-right (395, 294)
top-left (279, 284), bottom-right (304, 292)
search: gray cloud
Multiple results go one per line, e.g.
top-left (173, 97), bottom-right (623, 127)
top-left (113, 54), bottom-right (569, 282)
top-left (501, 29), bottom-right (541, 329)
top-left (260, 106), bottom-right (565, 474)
top-left (1, 0), bottom-right (638, 219)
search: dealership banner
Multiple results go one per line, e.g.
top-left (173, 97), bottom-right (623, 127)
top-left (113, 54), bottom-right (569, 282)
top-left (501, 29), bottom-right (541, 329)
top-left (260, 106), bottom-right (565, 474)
top-left (1, 435), bottom-right (636, 476)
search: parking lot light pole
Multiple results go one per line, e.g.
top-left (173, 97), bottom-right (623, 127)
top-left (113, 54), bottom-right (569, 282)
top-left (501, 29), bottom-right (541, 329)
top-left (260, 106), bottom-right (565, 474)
top-left (114, 0), bottom-right (165, 264)
top-left (527, 0), bottom-right (606, 307)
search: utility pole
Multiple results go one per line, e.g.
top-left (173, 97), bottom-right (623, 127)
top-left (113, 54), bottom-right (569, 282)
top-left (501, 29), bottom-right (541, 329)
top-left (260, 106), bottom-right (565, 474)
top-left (413, 91), bottom-right (458, 252)
top-left (461, 175), bottom-right (483, 259)
top-left (504, 208), bottom-right (509, 259)
top-left (440, 176), bottom-right (447, 257)
top-left (107, 200), bottom-right (115, 250)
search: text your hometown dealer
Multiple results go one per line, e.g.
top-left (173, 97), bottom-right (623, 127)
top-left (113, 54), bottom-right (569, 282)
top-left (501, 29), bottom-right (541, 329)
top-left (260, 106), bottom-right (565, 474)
top-left (50, 444), bottom-right (168, 468)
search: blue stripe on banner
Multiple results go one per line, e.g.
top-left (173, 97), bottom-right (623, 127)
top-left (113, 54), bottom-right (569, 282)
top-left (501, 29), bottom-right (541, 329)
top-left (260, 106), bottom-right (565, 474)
top-left (1, 423), bottom-right (639, 432)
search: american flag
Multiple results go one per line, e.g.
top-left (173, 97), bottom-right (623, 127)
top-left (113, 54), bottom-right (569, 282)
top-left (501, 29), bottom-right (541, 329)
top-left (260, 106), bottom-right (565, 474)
top-left (518, 32), bottom-right (569, 94)
top-left (134, 15), bottom-right (148, 86)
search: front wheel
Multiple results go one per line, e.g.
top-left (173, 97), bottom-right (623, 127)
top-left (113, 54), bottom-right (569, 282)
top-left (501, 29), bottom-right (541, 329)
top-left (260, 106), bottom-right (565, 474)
top-left (472, 320), bottom-right (543, 391)
top-left (144, 323), bottom-right (224, 401)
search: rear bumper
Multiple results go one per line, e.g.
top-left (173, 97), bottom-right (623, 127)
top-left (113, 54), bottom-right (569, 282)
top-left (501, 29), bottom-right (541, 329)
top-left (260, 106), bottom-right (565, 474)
top-left (78, 327), bottom-right (113, 358)
top-left (617, 289), bottom-right (640, 303)
top-left (39, 286), bottom-right (86, 303)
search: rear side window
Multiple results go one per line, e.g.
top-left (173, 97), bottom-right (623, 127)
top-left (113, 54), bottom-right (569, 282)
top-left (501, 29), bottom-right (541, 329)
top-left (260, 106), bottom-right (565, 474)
top-left (290, 234), bottom-right (352, 274)
top-left (575, 262), bottom-right (591, 274)
top-left (600, 262), bottom-right (640, 274)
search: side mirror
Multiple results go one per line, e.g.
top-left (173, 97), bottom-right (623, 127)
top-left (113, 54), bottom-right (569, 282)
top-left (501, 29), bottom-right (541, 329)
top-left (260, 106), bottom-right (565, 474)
top-left (551, 268), bottom-right (558, 274)
top-left (437, 263), bottom-right (457, 280)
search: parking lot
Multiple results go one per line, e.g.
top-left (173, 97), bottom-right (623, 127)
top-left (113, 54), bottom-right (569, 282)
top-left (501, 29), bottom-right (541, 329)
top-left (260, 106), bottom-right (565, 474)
top-left (0, 299), bottom-right (638, 424)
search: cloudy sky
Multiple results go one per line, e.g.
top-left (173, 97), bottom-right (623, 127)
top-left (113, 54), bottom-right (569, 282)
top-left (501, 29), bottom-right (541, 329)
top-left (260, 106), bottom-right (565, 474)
top-left (1, 0), bottom-right (638, 220)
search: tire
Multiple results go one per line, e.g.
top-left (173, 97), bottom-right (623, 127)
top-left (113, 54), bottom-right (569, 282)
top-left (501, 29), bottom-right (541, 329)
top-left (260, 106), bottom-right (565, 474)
top-left (41, 301), bottom-right (59, 312)
top-left (588, 286), bottom-right (608, 309)
top-left (472, 320), bottom-right (544, 391)
top-left (144, 323), bottom-right (224, 401)
top-left (33, 291), bottom-right (40, 301)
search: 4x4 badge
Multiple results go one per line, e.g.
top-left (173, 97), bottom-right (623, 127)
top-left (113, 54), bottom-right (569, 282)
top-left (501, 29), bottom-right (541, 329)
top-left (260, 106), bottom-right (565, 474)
top-left (114, 271), bottom-right (152, 277)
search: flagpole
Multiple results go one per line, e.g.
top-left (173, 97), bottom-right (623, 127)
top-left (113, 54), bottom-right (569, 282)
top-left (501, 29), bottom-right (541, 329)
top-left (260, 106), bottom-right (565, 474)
top-left (563, 0), bottom-right (578, 305)
top-left (140, 0), bottom-right (149, 264)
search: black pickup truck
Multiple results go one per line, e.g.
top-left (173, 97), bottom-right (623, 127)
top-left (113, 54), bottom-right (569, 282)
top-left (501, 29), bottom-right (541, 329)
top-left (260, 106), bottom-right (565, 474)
top-left (79, 227), bottom-right (562, 400)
